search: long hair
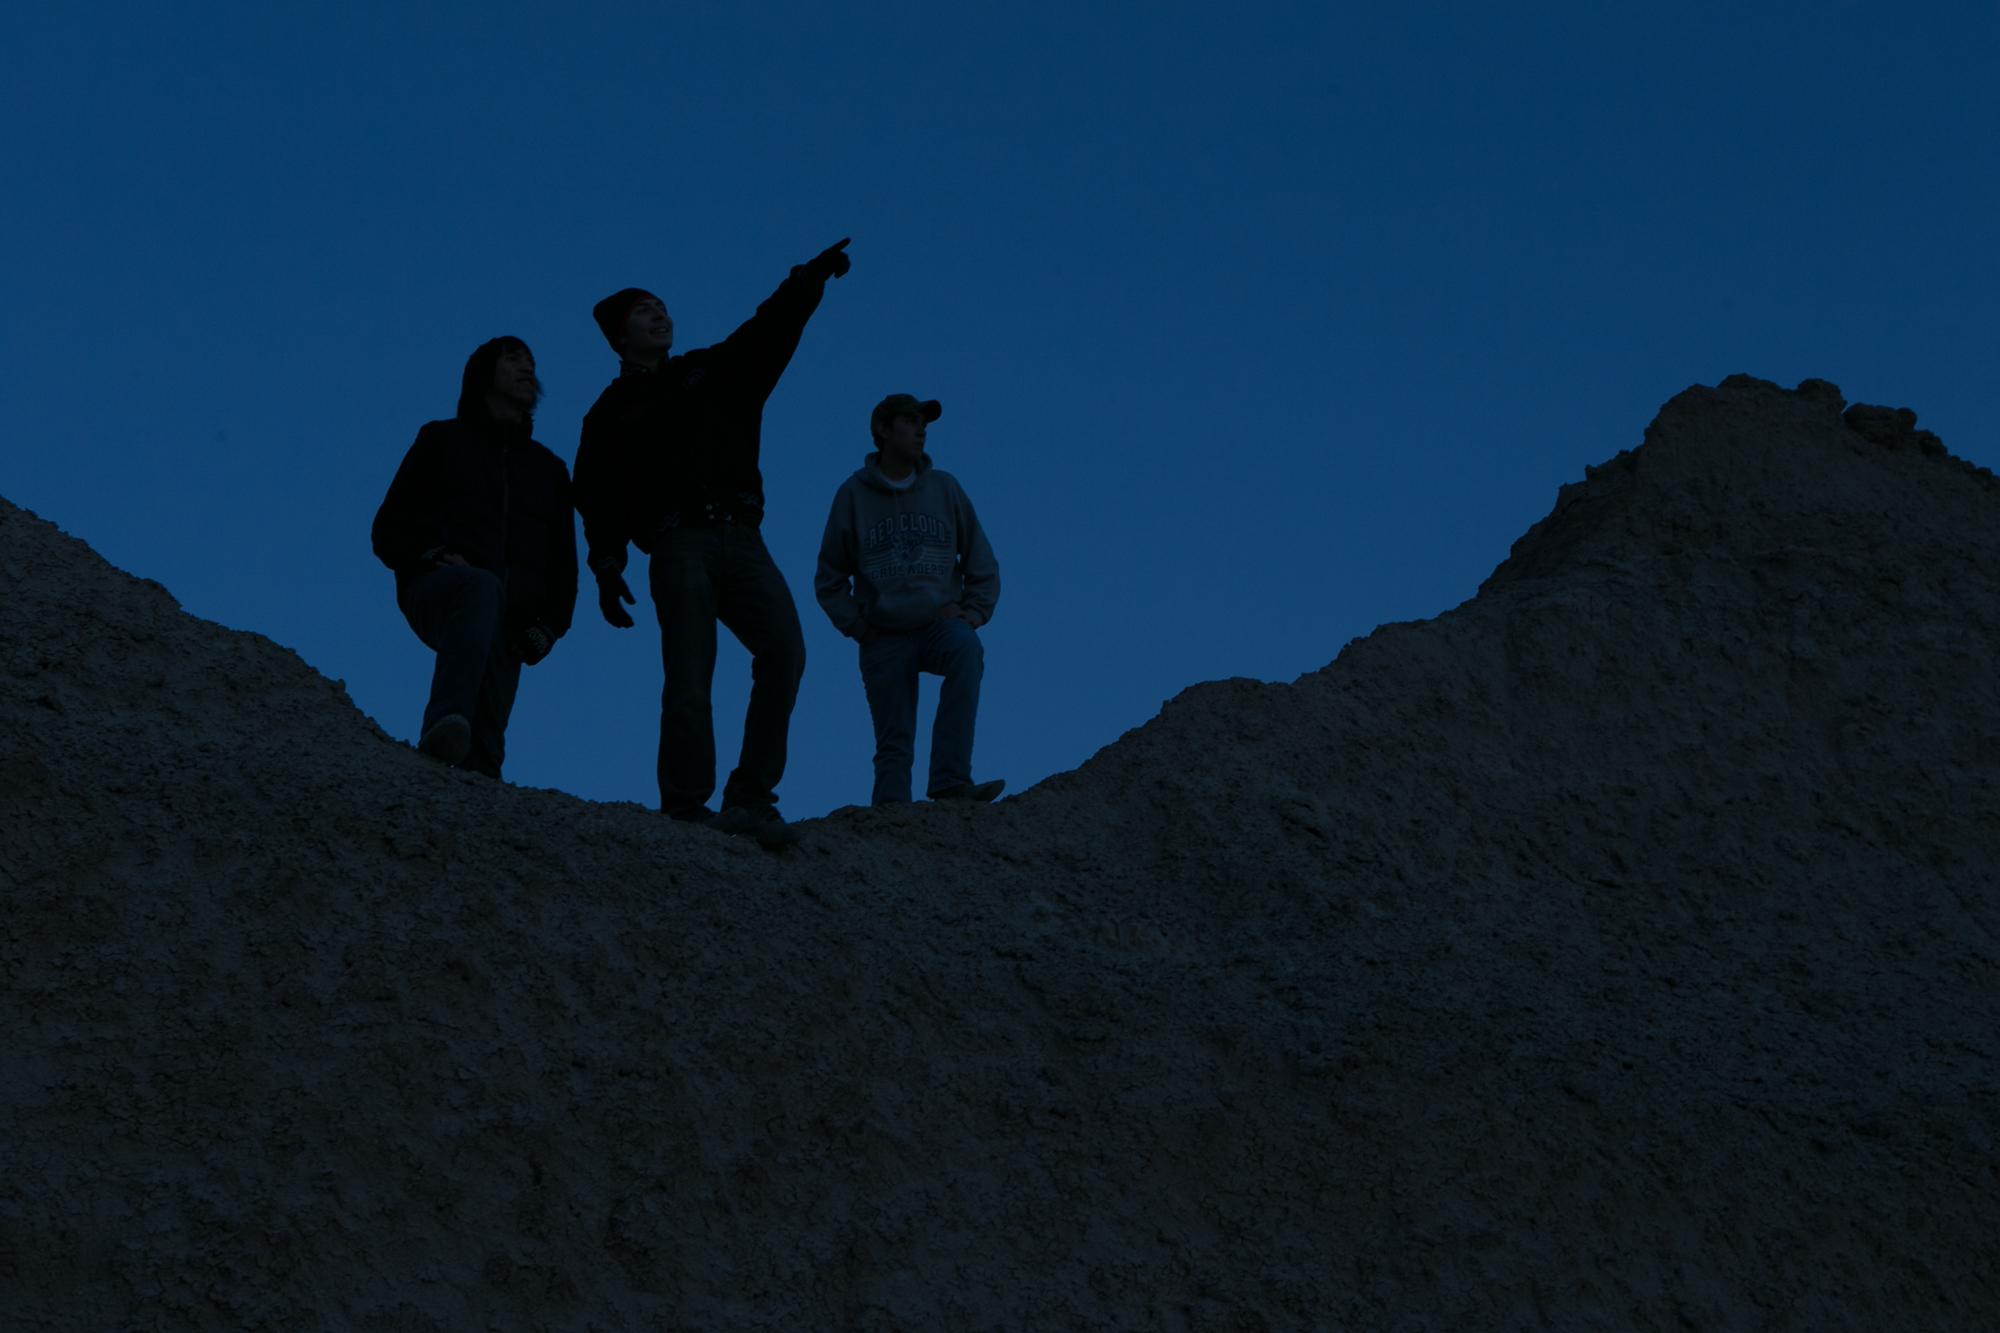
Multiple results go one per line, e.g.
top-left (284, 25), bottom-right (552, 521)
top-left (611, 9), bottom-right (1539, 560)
top-left (456, 335), bottom-right (542, 429)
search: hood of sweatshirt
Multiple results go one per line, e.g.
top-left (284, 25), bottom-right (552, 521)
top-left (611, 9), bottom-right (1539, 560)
top-left (854, 451), bottom-right (933, 493)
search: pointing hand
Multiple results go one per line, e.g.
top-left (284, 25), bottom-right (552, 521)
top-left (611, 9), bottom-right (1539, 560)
top-left (808, 237), bottom-right (851, 281)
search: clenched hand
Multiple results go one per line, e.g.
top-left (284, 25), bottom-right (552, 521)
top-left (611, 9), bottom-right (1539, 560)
top-left (597, 571), bottom-right (637, 629)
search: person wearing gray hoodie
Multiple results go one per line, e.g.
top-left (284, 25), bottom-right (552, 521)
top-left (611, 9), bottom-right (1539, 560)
top-left (815, 393), bottom-right (1003, 806)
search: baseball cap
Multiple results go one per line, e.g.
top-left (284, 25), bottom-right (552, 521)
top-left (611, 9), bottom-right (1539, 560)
top-left (870, 393), bottom-right (942, 435)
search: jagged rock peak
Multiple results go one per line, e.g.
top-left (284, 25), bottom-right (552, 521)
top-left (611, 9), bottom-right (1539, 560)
top-left (1482, 374), bottom-right (1992, 593)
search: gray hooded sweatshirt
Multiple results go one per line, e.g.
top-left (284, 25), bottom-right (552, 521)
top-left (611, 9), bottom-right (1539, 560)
top-left (815, 453), bottom-right (1000, 638)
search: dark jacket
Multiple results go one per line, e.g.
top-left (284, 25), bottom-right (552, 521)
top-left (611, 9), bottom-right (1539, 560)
top-left (572, 265), bottom-right (830, 577)
top-left (371, 418), bottom-right (579, 638)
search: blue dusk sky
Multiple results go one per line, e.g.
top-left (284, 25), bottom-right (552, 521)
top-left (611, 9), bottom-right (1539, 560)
top-left (5, 2), bottom-right (1995, 819)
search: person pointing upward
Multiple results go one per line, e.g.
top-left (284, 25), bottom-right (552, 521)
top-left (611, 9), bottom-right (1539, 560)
top-left (573, 238), bottom-right (852, 846)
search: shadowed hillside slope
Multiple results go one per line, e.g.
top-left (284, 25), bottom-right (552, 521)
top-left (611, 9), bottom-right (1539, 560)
top-left (3, 374), bottom-right (1996, 1330)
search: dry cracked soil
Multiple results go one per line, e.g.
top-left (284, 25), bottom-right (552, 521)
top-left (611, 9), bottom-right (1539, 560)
top-left (2, 374), bottom-right (1997, 1330)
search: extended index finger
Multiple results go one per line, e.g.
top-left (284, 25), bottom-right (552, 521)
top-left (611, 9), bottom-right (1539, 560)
top-left (827, 237), bottom-right (850, 252)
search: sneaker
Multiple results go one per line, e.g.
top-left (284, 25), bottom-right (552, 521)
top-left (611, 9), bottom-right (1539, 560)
top-left (663, 805), bottom-right (714, 825)
top-left (712, 803), bottom-right (799, 848)
top-left (417, 714), bottom-right (471, 765)
top-left (931, 778), bottom-right (1005, 803)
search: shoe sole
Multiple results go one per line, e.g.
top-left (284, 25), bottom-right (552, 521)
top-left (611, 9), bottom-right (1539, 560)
top-left (418, 715), bottom-right (471, 765)
top-left (932, 779), bottom-right (1005, 803)
top-left (714, 810), bottom-right (799, 849)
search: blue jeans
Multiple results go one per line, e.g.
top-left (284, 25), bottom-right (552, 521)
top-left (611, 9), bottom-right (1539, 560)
top-left (648, 526), bottom-right (806, 815)
top-left (858, 618), bottom-right (985, 804)
top-left (396, 564), bottom-right (522, 778)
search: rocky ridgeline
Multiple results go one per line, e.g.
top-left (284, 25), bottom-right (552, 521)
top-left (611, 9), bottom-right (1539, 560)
top-left (3, 375), bottom-right (1995, 1330)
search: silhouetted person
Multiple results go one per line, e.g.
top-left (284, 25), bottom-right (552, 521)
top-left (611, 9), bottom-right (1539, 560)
top-left (573, 238), bottom-right (851, 845)
top-left (815, 393), bottom-right (1003, 806)
top-left (371, 336), bottom-right (578, 779)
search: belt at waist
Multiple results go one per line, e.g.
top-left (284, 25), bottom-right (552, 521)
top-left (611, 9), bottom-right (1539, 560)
top-left (657, 502), bottom-right (762, 530)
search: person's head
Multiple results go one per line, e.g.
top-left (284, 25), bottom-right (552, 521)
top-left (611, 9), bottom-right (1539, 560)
top-left (457, 336), bottom-right (541, 428)
top-left (869, 393), bottom-right (942, 474)
top-left (593, 287), bottom-right (672, 363)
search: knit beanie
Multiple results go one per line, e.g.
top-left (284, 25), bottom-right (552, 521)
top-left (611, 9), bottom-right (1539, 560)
top-left (592, 287), bottom-right (661, 351)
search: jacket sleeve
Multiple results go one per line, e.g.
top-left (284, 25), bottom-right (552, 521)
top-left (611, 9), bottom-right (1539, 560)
top-left (953, 478), bottom-right (1001, 627)
top-left (371, 425), bottom-right (448, 574)
top-left (813, 486), bottom-right (867, 639)
top-left (544, 457), bottom-right (579, 638)
top-left (571, 403), bottom-right (628, 579)
top-left (714, 265), bottom-right (830, 406)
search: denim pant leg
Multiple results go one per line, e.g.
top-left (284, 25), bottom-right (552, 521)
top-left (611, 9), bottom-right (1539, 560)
top-left (713, 529), bottom-right (806, 811)
top-left (649, 531), bottom-right (722, 814)
top-left (919, 618), bottom-right (985, 796)
top-left (859, 632), bottom-right (922, 805)
top-left (464, 643), bottom-right (522, 780)
top-left (398, 565), bottom-right (508, 738)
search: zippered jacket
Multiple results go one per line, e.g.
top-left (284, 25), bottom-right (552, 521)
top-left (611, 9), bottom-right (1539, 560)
top-left (371, 418), bottom-right (579, 638)
top-left (815, 453), bottom-right (1000, 637)
top-left (573, 264), bottom-right (830, 577)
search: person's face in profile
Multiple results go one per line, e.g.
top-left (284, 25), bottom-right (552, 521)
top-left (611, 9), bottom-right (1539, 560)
top-left (621, 298), bottom-right (673, 360)
top-left (492, 344), bottom-right (539, 407)
top-left (878, 412), bottom-right (926, 468)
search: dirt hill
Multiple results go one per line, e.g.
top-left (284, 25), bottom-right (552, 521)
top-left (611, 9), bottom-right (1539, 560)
top-left (3, 374), bottom-right (1996, 1330)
